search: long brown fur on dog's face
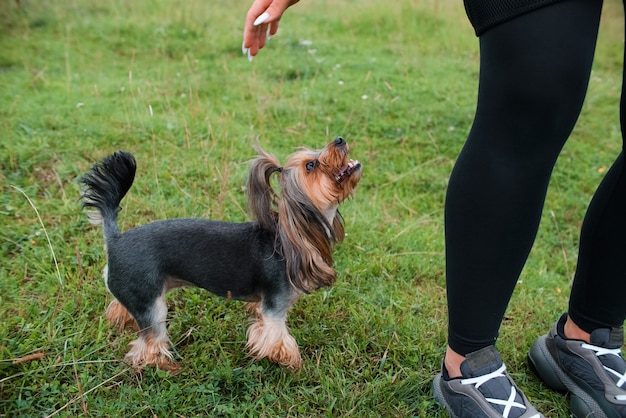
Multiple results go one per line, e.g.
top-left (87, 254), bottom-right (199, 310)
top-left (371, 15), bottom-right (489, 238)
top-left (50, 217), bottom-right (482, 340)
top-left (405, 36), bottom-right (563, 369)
top-left (246, 137), bottom-right (362, 293)
top-left (283, 138), bottom-right (361, 215)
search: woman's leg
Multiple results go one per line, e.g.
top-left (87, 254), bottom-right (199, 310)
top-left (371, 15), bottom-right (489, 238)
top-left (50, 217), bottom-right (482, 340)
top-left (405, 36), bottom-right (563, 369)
top-left (445, 0), bottom-right (603, 362)
top-left (568, 14), bottom-right (626, 330)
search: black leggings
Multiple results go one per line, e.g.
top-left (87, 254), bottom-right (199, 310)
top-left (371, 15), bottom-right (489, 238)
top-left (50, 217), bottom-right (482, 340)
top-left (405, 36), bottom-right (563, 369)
top-left (445, 0), bottom-right (626, 356)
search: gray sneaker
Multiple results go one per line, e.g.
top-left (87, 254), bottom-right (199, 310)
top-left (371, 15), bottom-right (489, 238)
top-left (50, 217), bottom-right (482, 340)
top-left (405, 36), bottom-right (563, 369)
top-left (433, 345), bottom-right (544, 418)
top-left (528, 313), bottom-right (626, 418)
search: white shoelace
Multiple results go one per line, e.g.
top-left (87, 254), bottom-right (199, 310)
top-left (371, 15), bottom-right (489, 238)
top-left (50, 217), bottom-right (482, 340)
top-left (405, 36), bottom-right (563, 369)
top-left (460, 364), bottom-right (540, 418)
top-left (582, 343), bottom-right (626, 400)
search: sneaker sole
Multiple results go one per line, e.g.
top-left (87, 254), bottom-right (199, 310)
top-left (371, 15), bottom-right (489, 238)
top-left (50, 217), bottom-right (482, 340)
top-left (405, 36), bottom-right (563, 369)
top-left (528, 335), bottom-right (610, 418)
top-left (432, 373), bottom-right (457, 418)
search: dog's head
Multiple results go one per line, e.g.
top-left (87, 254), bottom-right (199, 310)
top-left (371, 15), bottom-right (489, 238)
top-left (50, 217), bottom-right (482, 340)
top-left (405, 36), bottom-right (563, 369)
top-left (247, 137), bottom-right (362, 293)
top-left (282, 136), bottom-right (362, 218)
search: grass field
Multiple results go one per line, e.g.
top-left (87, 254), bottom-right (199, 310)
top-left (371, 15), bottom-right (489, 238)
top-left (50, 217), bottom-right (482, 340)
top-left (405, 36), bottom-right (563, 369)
top-left (1, 0), bottom-right (624, 416)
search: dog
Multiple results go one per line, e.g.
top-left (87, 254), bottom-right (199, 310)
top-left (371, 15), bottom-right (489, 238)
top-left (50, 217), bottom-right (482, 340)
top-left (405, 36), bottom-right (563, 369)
top-left (80, 137), bottom-right (362, 371)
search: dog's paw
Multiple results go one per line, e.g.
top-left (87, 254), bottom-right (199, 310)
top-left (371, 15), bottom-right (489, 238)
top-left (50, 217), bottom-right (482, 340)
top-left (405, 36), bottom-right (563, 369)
top-left (245, 317), bottom-right (302, 369)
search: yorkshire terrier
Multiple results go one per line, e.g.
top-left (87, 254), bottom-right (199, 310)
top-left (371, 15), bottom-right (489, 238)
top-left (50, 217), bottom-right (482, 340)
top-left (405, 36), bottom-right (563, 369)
top-left (80, 137), bottom-right (362, 371)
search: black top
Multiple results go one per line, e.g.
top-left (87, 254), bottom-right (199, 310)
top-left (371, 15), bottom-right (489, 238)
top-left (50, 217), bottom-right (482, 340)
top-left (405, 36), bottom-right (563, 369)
top-left (464, 0), bottom-right (563, 35)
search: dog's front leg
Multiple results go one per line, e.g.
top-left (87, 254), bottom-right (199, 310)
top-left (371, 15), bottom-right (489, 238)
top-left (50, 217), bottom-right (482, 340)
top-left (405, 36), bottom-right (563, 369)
top-left (245, 302), bottom-right (302, 369)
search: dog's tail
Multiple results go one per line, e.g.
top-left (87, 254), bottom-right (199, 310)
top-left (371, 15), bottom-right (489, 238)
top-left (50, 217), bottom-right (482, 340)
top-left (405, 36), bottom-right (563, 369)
top-left (80, 151), bottom-right (137, 241)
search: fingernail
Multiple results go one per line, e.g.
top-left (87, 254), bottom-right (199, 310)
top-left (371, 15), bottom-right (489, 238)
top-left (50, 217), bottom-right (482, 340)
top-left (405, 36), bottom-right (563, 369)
top-left (242, 40), bottom-right (248, 55)
top-left (266, 28), bottom-right (272, 42)
top-left (248, 50), bottom-right (254, 62)
top-left (253, 12), bottom-right (269, 26)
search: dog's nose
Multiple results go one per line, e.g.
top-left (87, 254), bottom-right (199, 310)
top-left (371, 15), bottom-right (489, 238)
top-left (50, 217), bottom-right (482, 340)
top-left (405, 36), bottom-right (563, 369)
top-left (334, 136), bottom-right (346, 146)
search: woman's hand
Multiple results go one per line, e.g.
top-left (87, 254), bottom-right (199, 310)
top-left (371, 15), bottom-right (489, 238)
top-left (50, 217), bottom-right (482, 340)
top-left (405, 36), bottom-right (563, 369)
top-left (242, 0), bottom-right (300, 60)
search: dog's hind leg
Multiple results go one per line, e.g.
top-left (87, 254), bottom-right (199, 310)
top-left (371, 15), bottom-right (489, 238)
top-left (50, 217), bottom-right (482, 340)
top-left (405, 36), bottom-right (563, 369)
top-left (245, 298), bottom-right (302, 369)
top-left (105, 299), bottom-right (140, 332)
top-left (103, 265), bottom-right (140, 332)
top-left (123, 291), bottom-right (179, 372)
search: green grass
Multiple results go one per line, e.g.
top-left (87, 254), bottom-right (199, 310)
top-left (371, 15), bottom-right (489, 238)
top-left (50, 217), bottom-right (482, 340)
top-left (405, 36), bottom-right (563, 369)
top-left (1, 0), bottom-right (624, 416)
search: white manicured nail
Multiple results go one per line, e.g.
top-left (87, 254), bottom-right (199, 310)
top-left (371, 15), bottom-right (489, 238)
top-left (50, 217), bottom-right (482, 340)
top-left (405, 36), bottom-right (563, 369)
top-left (248, 50), bottom-right (253, 62)
top-left (242, 41), bottom-right (248, 55)
top-left (253, 12), bottom-right (269, 26)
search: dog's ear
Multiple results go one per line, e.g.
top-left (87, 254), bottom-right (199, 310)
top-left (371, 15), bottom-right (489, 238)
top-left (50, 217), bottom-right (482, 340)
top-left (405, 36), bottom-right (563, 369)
top-left (247, 145), bottom-right (282, 230)
top-left (278, 185), bottom-right (340, 293)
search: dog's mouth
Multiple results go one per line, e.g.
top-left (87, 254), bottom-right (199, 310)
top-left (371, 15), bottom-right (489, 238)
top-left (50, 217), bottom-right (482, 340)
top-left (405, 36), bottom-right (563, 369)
top-left (336, 159), bottom-right (361, 183)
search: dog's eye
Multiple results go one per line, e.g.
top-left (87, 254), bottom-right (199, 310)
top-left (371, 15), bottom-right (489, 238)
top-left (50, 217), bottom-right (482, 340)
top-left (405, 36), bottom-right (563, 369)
top-left (306, 160), bottom-right (317, 172)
